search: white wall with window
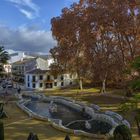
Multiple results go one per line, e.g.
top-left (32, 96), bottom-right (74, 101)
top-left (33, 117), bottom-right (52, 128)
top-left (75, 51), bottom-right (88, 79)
top-left (25, 69), bottom-right (77, 90)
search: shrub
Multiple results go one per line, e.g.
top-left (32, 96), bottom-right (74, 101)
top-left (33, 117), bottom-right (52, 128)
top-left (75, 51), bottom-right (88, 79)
top-left (118, 99), bottom-right (138, 115)
top-left (130, 79), bottom-right (140, 91)
top-left (113, 125), bottom-right (132, 140)
top-left (118, 103), bottom-right (131, 115)
top-left (135, 114), bottom-right (140, 135)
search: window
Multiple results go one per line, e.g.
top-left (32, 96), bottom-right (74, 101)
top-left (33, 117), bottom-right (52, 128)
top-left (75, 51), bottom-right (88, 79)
top-left (40, 83), bottom-right (43, 88)
top-left (28, 83), bottom-right (30, 87)
top-left (32, 75), bottom-right (36, 82)
top-left (22, 66), bottom-right (24, 71)
top-left (39, 75), bottom-right (43, 80)
top-left (18, 66), bottom-right (21, 70)
top-left (54, 75), bottom-right (57, 79)
top-left (47, 75), bottom-right (50, 81)
top-left (61, 75), bottom-right (64, 80)
top-left (28, 75), bottom-right (30, 81)
top-left (32, 83), bottom-right (36, 88)
top-left (54, 82), bottom-right (57, 86)
top-left (61, 82), bottom-right (64, 87)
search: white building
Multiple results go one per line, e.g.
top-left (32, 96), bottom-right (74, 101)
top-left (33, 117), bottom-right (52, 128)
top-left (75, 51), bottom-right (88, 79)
top-left (8, 52), bottom-right (34, 64)
top-left (11, 53), bottom-right (77, 89)
top-left (3, 52), bottom-right (34, 74)
top-left (25, 69), bottom-right (77, 89)
top-left (12, 57), bottom-right (49, 83)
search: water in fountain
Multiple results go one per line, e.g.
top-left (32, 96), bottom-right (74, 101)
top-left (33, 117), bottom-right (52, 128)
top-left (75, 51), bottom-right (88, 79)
top-left (25, 101), bottom-right (91, 125)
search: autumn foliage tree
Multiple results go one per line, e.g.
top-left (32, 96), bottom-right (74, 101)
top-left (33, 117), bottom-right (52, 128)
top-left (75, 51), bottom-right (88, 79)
top-left (50, 0), bottom-right (140, 91)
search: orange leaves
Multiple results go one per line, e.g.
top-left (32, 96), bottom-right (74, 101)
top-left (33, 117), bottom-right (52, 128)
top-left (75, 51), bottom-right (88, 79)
top-left (50, 0), bottom-right (140, 83)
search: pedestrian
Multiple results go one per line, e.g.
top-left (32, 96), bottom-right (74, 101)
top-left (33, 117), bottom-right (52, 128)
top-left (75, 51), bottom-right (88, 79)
top-left (17, 87), bottom-right (21, 94)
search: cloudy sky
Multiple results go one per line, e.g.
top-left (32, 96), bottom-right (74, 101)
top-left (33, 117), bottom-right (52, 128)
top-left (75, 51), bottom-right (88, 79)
top-left (0, 0), bottom-right (79, 53)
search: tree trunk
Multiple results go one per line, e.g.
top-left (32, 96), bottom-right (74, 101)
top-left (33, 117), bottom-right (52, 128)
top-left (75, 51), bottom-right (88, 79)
top-left (101, 79), bottom-right (106, 94)
top-left (79, 78), bottom-right (83, 90)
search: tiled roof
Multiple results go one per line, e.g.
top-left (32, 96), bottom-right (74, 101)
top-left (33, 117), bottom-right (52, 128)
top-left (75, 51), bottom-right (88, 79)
top-left (26, 69), bottom-right (49, 74)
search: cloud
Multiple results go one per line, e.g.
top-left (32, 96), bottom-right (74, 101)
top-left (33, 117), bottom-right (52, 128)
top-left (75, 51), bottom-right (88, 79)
top-left (19, 8), bottom-right (34, 19)
top-left (0, 25), bottom-right (57, 53)
top-left (6, 0), bottom-right (39, 19)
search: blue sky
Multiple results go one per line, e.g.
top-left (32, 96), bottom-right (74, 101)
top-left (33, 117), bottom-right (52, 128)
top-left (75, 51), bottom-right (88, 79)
top-left (0, 0), bottom-right (79, 53)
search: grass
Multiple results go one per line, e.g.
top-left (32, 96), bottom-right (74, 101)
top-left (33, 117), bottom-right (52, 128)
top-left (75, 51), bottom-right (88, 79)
top-left (2, 103), bottom-right (96, 140)
top-left (134, 92), bottom-right (140, 100)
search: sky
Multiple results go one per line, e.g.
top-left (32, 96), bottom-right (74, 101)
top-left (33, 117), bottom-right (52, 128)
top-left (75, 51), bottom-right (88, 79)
top-left (0, 0), bottom-right (79, 54)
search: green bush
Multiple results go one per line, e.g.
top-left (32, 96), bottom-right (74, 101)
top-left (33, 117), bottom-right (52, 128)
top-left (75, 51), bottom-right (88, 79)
top-left (113, 125), bottom-right (132, 140)
top-left (130, 79), bottom-right (140, 90)
top-left (118, 103), bottom-right (131, 114)
top-left (134, 93), bottom-right (140, 100)
top-left (0, 121), bottom-right (4, 140)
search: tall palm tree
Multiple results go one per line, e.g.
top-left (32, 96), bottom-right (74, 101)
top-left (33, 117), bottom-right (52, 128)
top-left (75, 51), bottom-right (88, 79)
top-left (0, 46), bottom-right (9, 72)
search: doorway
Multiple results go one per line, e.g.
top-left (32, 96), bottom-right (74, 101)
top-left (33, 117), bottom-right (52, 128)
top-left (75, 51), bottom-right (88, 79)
top-left (45, 83), bottom-right (53, 88)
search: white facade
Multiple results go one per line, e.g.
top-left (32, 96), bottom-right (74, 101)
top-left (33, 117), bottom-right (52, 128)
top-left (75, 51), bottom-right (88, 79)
top-left (9, 52), bottom-right (34, 64)
top-left (11, 57), bottom-right (50, 83)
top-left (47, 58), bottom-right (54, 67)
top-left (25, 70), bottom-right (77, 90)
top-left (10, 54), bottom-right (78, 89)
top-left (4, 52), bottom-right (34, 74)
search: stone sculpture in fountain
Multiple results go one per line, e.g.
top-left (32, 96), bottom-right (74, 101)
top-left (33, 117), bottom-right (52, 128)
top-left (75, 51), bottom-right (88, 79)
top-left (85, 121), bottom-right (91, 130)
top-left (49, 100), bottom-right (57, 113)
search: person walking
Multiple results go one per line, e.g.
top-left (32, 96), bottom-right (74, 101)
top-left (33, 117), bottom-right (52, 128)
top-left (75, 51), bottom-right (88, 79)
top-left (17, 87), bottom-right (21, 94)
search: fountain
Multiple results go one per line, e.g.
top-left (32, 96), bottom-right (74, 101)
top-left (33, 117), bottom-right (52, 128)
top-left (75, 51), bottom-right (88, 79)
top-left (17, 94), bottom-right (130, 139)
top-left (49, 101), bottom-right (57, 113)
top-left (85, 121), bottom-right (91, 129)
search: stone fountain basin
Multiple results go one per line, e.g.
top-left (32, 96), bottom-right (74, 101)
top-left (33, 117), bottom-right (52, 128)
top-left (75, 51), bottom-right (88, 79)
top-left (25, 101), bottom-right (91, 125)
top-left (17, 94), bottom-right (129, 138)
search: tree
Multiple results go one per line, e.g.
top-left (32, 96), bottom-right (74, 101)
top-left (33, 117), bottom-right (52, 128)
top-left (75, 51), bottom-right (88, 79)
top-left (113, 125), bottom-right (132, 140)
top-left (79, 0), bottom-right (140, 92)
top-left (130, 56), bottom-right (140, 90)
top-left (50, 0), bottom-right (140, 91)
top-left (0, 46), bottom-right (9, 73)
top-left (135, 114), bottom-right (140, 136)
top-left (131, 56), bottom-right (140, 73)
top-left (51, 4), bottom-right (88, 90)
